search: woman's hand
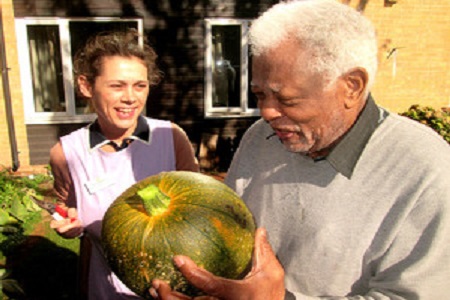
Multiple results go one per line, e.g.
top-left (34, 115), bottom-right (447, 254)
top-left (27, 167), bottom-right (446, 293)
top-left (50, 207), bottom-right (84, 239)
top-left (150, 228), bottom-right (285, 300)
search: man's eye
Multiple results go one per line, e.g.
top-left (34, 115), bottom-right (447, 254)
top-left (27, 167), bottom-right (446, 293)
top-left (278, 98), bottom-right (299, 107)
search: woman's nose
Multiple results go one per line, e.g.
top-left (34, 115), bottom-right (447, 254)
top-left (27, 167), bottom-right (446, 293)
top-left (122, 87), bottom-right (137, 102)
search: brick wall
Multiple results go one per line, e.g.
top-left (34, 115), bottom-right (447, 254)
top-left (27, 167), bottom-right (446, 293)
top-left (348, 0), bottom-right (450, 112)
top-left (0, 0), bottom-right (30, 170)
top-left (2, 0), bottom-right (449, 170)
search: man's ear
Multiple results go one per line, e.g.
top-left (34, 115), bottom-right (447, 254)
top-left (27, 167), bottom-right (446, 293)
top-left (342, 67), bottom-right (368, 109)
top-left (78, 75), bottom-right (93, 98)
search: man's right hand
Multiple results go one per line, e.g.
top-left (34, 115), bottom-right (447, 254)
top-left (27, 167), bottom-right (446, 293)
top-left (151, 227), bottom-right (286, 300)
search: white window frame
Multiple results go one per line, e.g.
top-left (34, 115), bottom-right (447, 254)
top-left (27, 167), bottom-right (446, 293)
top-left (204, 18), bottom-right (259, 118)
top-left (15, 17), bottom-right (143, 124)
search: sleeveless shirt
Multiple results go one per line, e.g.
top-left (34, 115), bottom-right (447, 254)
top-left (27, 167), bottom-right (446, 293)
top-left (61, 117), bottom-right (175, 299)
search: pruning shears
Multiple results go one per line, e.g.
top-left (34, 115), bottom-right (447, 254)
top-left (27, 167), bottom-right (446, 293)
top-left (30, 195), bottom-right (75, 222)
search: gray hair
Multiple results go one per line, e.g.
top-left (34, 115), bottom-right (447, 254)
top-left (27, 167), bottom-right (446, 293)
top-left (249, 0), bottom-right (378, 94)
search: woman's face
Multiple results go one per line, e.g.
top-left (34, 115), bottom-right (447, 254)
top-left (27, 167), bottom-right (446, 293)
top-left (79, 55), bottom-right (149, 140)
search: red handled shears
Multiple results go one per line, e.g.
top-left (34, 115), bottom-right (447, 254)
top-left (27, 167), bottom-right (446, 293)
top-left (30, 196), bottom-right (76, 222)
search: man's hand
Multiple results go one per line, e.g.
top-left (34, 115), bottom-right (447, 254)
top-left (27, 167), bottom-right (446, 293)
top-left (150, 228), bottom-right (285, 300)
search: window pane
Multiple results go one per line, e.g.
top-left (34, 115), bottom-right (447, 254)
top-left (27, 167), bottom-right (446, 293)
top-left (27, 25), bottom-right (65, 112)
top-left (69, 21), bottom-right (139, 114)
top-left (211, 25), bottom-right (241, 108)
top-left (247, 55), bottom-right (258, 109)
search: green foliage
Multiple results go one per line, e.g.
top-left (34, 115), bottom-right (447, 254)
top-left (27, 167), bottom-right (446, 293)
top-left (0, 170), bottom-right (80, 299)
top-left (0, 171), bottom-right (45, 227)
top-left (1, 259), bottom-right (26, 299)
top-left (0, 171), bottom-right (49, 299)
top-left (0, 224), bottom-right (25, 299)
top-left (400, 105), bottom-right (450, 144)
top-left (0, 171), bottom-right (47, 243)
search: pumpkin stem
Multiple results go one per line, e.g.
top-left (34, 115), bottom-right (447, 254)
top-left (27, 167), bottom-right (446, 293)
top-left (137, 185), bottom-right (171, 216)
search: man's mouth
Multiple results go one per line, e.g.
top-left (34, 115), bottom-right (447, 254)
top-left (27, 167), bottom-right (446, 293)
top-left (275, 130), bottom-right (296, 140)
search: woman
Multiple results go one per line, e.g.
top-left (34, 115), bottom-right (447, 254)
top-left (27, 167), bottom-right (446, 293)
top-left (49, 29), bottom-right (199, 299)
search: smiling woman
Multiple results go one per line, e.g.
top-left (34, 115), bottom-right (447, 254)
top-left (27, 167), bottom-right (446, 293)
top-left (46, 29), bottom-right (199, 299)
top-left (77, 56), bottom-right (150, 145)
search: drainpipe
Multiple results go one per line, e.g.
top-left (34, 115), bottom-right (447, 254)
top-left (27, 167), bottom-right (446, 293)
top-left (0, 8), bottom-right (20, 171)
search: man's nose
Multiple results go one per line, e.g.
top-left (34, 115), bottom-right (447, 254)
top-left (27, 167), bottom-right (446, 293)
top-left (259, 97), bottom-right (284, 121)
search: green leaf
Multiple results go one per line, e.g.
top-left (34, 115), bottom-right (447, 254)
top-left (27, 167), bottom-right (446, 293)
top-left (1, 278), bottom-right (26, 296)
top-left (22, 194), bottom-right (41, 213)
top-left (0, 225), bottom-right (19, 233)
top-left (10, 199), bottom-right (28, 222)
top-left (0, 210), bottom-right (10, 226)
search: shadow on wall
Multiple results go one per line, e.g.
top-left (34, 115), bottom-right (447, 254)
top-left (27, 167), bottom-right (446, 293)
top-left (199, 128), bottom-right (246, 172)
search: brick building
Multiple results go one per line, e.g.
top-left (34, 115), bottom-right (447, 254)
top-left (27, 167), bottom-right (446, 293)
top-left (1, 0), bottom-right (449, 173)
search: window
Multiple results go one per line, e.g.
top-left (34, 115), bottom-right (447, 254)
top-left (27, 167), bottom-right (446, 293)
top-left (15, 18), bottom-right (143, 124)
top-left (204, 19), bottom-right (259, 118)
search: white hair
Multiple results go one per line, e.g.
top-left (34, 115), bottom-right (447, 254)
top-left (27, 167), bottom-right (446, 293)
top-left (249, 0), bottom-right (378, 93)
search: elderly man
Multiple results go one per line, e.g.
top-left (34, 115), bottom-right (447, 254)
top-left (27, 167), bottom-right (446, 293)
top-left (152, 1), bottom-right (450, 299)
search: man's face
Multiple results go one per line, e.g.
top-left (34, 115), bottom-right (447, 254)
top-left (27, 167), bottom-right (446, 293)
top-left (251, 42), bottom-right (352, 155)
top-left (79, 56), bottom-right (149, 139)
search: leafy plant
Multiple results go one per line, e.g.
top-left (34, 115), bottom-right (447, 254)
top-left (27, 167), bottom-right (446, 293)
top-left (0, 267), bottom-right (25, 299)
top-left (0, 171), bottom-right (45, 229)
top-left (0, 171), bottom-right (50, 299)
top-left (400, 105), bottom-right (450, 144)
top-left (0, 170), bottom-right (80, 299)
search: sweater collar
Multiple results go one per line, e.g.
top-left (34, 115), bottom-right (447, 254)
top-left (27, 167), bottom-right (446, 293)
top-left (88, 115), bottom-right (150, 150)
top-left (326, 94), bottom-right (389, 178)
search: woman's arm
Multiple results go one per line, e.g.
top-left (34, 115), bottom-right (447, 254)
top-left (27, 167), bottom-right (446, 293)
top-left (171, 123), bottom-right (200, 172)
top-left (49, 142), bottom-right (76, 207)
top-left (49, 142), bottom-right (83, 238)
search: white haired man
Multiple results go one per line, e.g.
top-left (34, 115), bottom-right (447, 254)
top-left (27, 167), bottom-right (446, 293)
top-left (152, 1), bottom-right (450, 299)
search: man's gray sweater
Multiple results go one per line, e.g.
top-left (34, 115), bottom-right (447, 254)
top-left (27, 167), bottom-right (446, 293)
top-left (225, 100), bottom-right (450, 299)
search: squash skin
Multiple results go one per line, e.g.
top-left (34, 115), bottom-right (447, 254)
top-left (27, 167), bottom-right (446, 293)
top-left (101, 171), bottom-right (256, 299)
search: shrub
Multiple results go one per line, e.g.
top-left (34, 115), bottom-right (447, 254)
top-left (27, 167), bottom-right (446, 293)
top-left (0, 171), bottom-right (80, 299)
top-left (400, 105), bottom-right (450, 144)
top-left (0, 171), bottom-right (47, 229)
top-left (0, 171), bottom-right (50, 299)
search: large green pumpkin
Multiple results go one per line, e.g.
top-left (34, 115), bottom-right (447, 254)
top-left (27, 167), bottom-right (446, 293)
top-left (101, 171), bottom-right (256, 299)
